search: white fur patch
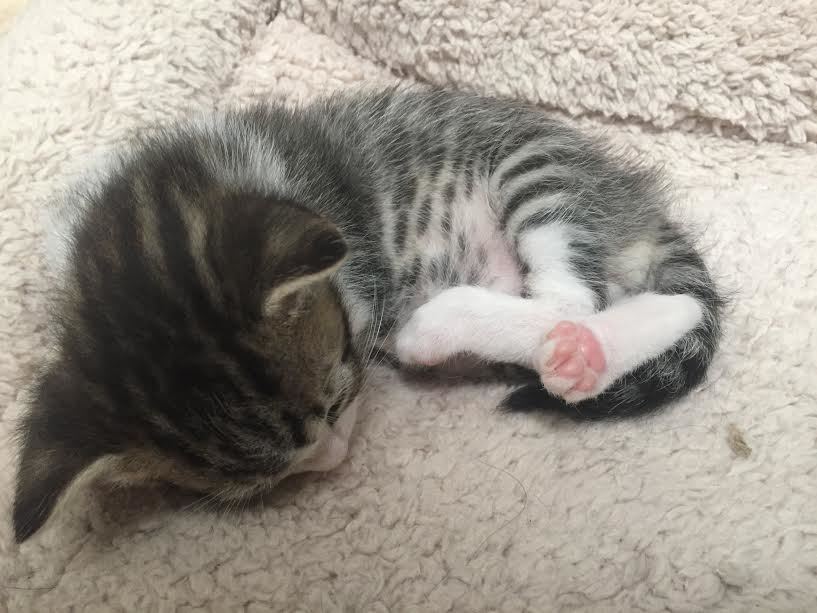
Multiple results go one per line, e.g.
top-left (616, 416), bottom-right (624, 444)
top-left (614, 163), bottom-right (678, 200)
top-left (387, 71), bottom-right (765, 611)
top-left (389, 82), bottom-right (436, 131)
top-left (582, 292), bottom-right (703, 390)
top-left (516, 223), bottom-right (598, 314)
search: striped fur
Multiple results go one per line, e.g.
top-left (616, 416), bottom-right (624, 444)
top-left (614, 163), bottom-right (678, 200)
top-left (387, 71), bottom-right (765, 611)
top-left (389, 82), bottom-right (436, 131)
top-left (14, 86), bottom-right (723, 541)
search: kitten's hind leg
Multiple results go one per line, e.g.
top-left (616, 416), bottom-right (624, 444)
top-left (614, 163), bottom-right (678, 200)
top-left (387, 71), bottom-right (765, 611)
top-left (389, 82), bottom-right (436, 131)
top-left (514, 222), bottom-right (604, 315)
top-left (514, 225), bottom-right (704, 401)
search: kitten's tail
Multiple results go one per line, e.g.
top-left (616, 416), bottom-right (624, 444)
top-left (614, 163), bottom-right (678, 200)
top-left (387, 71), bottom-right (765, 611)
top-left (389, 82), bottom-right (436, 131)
top-left (502, 233), bottom-right (725, 420)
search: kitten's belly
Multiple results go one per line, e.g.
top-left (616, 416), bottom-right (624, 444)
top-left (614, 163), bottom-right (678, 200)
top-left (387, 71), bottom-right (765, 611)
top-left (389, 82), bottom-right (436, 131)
top-left (409, 184), bottom-right (523, 304)
top-left (469, 233), bottom-right (523, 294)
top-left (368, 184), bottom-right (526, 357)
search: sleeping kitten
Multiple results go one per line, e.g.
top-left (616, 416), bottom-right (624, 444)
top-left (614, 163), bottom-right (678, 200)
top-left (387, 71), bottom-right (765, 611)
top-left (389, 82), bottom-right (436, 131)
top-left (13, 87), bottom-right (723, 542)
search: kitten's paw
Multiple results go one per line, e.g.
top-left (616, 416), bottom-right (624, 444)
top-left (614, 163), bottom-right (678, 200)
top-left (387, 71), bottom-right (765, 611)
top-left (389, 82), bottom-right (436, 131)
top-left (395, 296), bottom-right (470, 367)
top-left (535, 321), bottom-right (606, 403)
top-left (394, 315), bottom-right (457, 367)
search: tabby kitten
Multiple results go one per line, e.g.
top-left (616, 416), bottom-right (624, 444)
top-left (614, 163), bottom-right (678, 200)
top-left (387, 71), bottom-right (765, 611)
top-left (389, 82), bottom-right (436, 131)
top-left (13, 87), bottom-right (723, 542)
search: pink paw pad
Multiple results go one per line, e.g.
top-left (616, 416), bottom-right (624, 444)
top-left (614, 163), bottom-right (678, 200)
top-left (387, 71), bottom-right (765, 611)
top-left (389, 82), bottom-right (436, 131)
top-left (538, 321), bottom-right (606, 399)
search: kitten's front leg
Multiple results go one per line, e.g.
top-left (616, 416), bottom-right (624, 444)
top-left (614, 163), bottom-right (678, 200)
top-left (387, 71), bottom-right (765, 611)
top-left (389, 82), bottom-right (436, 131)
top-left (395, 287), bottom-right (477, 366)
top-left (395, 285), bottom-right (555, 367)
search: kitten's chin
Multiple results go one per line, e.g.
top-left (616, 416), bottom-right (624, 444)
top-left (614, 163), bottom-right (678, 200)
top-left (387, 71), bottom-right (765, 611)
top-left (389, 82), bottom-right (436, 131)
top-left (290, 401), bottom-right (358, 475)
top-left (290, 432), bottom-right (350, 474)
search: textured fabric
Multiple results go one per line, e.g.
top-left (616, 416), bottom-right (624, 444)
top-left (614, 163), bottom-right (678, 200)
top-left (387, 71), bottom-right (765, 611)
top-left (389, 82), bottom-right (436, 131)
top-left (2, 1), bottom-right (816, 611)
top-left (283, 0), bottom-right (817, 145)
top-left (0, 0), bottom-right (26, 33)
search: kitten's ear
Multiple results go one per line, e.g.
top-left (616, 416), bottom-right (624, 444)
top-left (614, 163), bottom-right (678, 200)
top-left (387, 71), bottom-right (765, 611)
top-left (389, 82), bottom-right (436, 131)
top-left (13, 382), bottom-right (108, 542)
top-left (262, 203), bottom-right (348, 306)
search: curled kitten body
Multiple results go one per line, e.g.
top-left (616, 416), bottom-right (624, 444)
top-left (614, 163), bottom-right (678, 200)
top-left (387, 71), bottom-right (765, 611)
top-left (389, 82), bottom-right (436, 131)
top-left (14, 87), bottom-right (723, 541)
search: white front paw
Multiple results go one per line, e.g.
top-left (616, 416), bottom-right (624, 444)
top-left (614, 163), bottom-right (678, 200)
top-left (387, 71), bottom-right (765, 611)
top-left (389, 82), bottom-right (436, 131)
top-left (395, 313), bottom-right (454, 366)
top-left (395, 289), bottom-right (476, 366)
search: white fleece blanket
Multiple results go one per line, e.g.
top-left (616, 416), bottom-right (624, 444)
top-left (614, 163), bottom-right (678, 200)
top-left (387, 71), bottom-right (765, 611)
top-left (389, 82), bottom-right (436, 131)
top-left (1, 2), bottom-right (816, 611)
top-left (283, 0), bottom-right (817, 145)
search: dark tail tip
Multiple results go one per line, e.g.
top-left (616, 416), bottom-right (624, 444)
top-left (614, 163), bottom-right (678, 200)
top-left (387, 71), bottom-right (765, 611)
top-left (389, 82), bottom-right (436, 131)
top-left (500, 382), bottom-right (664, 421)
top-left (499, 383), bottom-right (599, 421)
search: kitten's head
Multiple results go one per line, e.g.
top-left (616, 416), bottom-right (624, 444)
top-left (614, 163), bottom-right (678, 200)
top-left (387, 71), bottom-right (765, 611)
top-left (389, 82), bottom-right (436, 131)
top-left (13, 149), bottom-right (363, 542)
